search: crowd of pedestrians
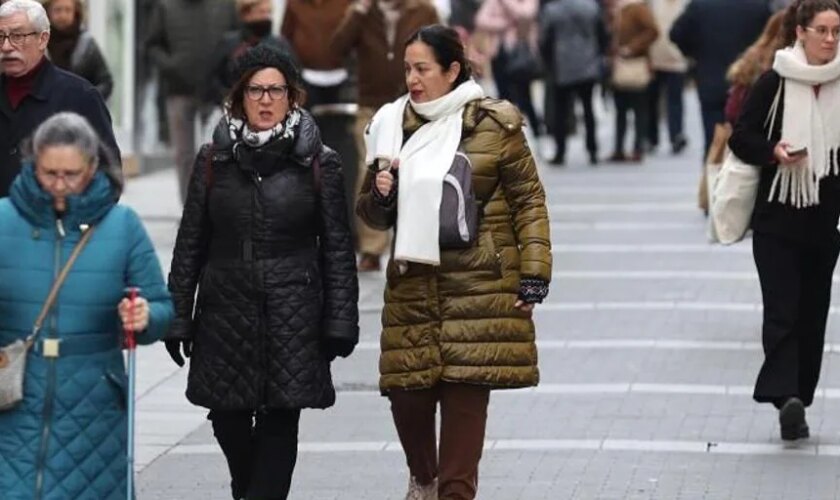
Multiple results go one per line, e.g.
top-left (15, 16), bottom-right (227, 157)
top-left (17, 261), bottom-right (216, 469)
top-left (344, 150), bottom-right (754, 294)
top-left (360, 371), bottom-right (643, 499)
top-left (2, 0), bottom-right (840, 499)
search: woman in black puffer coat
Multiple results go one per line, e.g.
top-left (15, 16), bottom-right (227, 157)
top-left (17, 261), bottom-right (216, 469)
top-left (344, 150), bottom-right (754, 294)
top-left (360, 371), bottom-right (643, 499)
top-left (165, 46), bottom-right (359, 500)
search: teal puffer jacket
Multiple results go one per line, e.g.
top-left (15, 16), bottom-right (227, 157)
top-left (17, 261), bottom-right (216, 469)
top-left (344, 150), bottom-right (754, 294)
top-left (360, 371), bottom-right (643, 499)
top-left (0, 165), bottom-right (173, 500)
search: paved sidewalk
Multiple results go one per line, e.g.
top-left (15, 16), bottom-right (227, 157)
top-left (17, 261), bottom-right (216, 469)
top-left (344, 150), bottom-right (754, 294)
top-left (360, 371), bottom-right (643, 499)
top-left (129, 91), bottom-right (840, 499)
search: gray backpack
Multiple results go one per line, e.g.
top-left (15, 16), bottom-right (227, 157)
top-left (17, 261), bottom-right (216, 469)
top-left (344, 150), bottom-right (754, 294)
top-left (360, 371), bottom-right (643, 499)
top-left (439, 151), bottom-right (479, 249)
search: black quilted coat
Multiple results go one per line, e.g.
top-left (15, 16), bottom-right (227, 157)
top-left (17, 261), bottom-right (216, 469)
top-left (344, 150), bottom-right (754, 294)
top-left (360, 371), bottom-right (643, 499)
top-left (167, 111), bottom-right (359, 410)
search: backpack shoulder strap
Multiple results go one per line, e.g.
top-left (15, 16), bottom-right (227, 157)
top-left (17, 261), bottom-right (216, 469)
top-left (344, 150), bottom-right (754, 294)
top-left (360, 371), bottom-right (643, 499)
top-left (312, 153), bottom-right (321, 195)
top-left (201, 143), bottom-right (214, 189)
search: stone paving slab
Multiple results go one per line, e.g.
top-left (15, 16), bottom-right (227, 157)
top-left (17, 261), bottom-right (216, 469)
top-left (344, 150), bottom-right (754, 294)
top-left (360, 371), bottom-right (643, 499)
top-left (138, 446), bottom-right (840, 500)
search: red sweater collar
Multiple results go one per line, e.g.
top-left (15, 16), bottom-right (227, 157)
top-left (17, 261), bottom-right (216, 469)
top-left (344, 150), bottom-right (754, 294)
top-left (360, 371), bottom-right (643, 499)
top-left (4, 57), bottom-right (47, 110)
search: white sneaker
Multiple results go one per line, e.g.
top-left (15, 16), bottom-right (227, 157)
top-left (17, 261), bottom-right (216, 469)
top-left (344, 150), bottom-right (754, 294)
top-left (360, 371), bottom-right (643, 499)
top-left (405, 476), bottom-right (438, 500)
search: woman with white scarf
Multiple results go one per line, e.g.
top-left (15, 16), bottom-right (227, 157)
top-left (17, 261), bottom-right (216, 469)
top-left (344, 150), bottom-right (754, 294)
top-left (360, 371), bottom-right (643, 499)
top-left (356, 25), bottom-right (551, 500)
top-left (729, 0), bottom-right (840, 442)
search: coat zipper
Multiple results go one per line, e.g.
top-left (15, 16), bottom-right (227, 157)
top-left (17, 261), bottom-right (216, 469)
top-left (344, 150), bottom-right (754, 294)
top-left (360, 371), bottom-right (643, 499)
top-left (250, 171), bottom-right (268, 407)
top-left (34, 220), bottom-right (63, 499)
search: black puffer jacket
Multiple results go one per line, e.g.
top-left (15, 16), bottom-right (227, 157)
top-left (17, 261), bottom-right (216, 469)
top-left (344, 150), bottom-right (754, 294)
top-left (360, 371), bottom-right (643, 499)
top-left (167, 111), bottom-right (359, 410)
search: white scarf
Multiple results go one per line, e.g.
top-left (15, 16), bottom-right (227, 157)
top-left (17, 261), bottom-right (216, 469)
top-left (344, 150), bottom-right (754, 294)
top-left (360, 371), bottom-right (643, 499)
top-left (770, 42), bottom-right (840, 207)
top-left (365, 79), bottom-right (485, 266)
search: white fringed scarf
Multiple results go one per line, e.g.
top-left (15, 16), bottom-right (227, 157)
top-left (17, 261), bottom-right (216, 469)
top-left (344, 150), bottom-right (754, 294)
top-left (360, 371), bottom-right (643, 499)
top-left (770, 42), bottom-right (840, 207)
top-left (364, 80), bottom-right (485, 266)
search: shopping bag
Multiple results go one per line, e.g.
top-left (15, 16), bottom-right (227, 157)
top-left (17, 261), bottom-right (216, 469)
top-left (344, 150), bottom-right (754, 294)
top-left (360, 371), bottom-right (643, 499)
top-left (705, 123), bottom-right (732, 241)
top-left (710, 151), bottom-right (760, 244)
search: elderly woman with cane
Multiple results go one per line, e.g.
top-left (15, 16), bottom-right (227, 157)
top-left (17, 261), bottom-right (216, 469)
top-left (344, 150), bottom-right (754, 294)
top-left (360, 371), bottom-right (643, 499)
top-left (0, 112), bottom-right (173, 499)
top-left (357, 24), bottom-right (551, 500)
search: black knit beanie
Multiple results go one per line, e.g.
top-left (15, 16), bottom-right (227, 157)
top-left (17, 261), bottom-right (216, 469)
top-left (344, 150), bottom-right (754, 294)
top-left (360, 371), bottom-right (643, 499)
top-left (231, 45), bottom-right (301, 89)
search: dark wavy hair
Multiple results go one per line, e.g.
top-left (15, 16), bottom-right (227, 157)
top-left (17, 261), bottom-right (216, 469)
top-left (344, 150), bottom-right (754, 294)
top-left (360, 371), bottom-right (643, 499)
top-left (405, 24), bottom-right (473, 88)
top-left (782, 0), bottom-right (840, 47)
top-left (226, 45), bottom-right (307, 120)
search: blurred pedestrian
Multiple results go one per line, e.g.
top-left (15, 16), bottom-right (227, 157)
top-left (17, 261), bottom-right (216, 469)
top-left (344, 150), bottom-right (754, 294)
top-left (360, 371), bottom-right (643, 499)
top-left (540, 0), bottom-right (606, 166)
top-left (647, 0), bottom-right (688, 155)
top-left (475, 0), bottom-right (542, 134)
top-left (0, 112), bottom-right (173, 499)
top-left (609, 0), bottom-right (658, 163)
top-left (449, 0), bottom-right (488, 77)
top-left (728, 0), bottom-right (840, 442)
top-left (357, 25), bottom-right (551, 500)
top-left (331, 0), bottom-right (439, 272)
top-left (0, 0), bottom-right (120, 198)
top-left (205, 0), bottom-right (296, 107)
top-left (671, 0), bottom-right (770, 156)
top-left (282, 0), bottom-right (351, 109)
top-left (43, 0), bottom-right (113, 100)
top-left (165, 46), bottom-right (359, 500)
top-left (725, 11), bottom-right (787, 124)
top-left (432, 0), bottom-right (450, 21)
top-left (144, 0), bottom-right (238, 203)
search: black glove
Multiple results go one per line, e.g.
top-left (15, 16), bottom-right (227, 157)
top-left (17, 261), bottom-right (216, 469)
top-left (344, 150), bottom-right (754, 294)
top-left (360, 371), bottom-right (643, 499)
top-left (164, 317), bottom-right (194, 367)
top-left (322, 337), bottom-right (356, 362)
top-left (165, 339), bottom-right (193, 367)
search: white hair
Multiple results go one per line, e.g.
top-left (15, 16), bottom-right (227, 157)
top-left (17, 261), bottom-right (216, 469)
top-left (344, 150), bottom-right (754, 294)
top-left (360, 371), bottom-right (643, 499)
top-left (0, 0), bottom-right (50, 33)
top-left (33, 112), bottom-right (100, 168)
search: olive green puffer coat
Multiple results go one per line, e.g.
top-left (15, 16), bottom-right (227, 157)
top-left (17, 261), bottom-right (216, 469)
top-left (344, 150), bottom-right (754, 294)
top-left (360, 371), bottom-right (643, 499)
top-left (357, 97), bottom-right (552, 393)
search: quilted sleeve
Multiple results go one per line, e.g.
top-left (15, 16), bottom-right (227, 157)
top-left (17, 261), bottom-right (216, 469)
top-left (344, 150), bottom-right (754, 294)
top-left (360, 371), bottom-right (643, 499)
top-left (123, 207), bottom-right (174, 345)
top-left (356, 166), bottom-right (397, 230)
top-left (497, 122), bottom-right (553, 281)
top-left (166, 145), bottom-right (212, 341)
top-left (317, 148), bottom-right (360, 348)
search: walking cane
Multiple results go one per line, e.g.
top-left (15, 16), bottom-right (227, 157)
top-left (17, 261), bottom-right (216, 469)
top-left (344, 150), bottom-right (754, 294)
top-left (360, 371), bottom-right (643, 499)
top-left (123, 286), bottom-right (140, 500)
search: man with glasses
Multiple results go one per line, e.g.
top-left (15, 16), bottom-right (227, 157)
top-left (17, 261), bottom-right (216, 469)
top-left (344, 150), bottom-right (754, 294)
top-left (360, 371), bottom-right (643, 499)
top-left (0, 0), bottom-right (120, 198)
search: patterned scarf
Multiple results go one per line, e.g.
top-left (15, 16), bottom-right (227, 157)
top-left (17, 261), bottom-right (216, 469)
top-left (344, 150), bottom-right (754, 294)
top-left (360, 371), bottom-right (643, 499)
top-left (226, 107), bottom-right (302, 152)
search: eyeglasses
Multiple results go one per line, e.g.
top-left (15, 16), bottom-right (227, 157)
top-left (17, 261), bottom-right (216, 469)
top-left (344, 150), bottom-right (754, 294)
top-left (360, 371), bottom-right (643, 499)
top-left (0, 32), bottom-right (39, 47)
top-left (805, 26), bottom-right (840, 41)
top-left (37, 169), bottom-right (88, 187)
top-left (245, 85), bottom-right (288, 101)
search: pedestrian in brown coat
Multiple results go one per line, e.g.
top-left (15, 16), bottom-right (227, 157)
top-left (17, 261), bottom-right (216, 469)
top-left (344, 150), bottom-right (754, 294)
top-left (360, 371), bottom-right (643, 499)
top-left (332, 0), bottom-right (439, 272)
top-left (609, 0), bottom-right (659, 162)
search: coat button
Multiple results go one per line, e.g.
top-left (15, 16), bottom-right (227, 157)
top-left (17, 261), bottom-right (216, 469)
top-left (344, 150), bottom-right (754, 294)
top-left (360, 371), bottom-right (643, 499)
top-left (31, 229), bottom-right (40, 239)
top-left (9, 147), bottom-right (17, 155)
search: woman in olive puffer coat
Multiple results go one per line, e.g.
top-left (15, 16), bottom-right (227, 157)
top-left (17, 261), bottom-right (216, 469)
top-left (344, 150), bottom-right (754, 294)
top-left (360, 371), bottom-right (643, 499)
top-left (357, 25), bottom-right (551, 500)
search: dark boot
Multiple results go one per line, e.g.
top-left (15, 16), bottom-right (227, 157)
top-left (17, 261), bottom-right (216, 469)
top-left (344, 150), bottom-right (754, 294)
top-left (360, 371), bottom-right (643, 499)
top-left (209, 411), bottom-right (255, 499)
top-left (779, 397), bottom-right (807, 441)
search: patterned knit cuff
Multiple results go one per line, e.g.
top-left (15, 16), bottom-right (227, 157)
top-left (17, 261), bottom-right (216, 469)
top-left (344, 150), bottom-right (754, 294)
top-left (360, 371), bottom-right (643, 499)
top-left (518, 277), bottom-right (549, 304)
top-left (371, 174), bottom-right (398, 207)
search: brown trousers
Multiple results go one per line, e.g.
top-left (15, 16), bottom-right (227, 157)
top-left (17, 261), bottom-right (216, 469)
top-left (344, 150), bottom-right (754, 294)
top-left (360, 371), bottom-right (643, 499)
top-left (353, 106), bottom-right (390, 255)
top-left (389, 383), bottom-right (491, 500)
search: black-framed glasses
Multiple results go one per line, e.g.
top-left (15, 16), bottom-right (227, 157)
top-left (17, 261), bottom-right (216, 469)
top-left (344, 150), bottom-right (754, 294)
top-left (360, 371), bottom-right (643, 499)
top-left (245, 85), bottom-right (288, 101)
top-left (0, 32), bottom-right (39, 47)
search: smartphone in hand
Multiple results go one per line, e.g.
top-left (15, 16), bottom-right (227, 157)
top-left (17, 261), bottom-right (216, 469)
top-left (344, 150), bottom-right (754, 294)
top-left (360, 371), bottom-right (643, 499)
top-left (787, 146), bottom-right (808, 157)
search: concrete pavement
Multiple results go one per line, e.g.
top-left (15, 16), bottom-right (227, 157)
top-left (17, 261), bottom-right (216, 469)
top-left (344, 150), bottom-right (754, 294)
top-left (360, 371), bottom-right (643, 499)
top-left (127, 91), bottom-right (840, 499)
